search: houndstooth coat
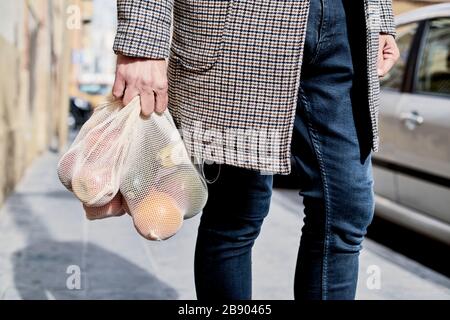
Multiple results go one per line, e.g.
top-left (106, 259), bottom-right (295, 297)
top-left (114, 0), bottom-right (396, 174)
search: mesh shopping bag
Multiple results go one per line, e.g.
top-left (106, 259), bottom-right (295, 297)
top-left (57, 96), bottom-right (208, 240)
top-left (119, 97), bottom-right (208, 240)
top-left (57, 98), bottom-right (138, 207)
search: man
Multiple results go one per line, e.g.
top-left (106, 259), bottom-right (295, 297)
top-left (112, 0), bottom-right (399, 300)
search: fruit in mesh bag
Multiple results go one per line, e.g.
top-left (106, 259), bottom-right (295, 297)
top-left (131, 191), bottom-right (184, 241)
top-left (57, 149), bottom-right (78, 191)
top-left (157, 167), bottom-right (208, 219)
top-left (57, 123), bottom-right (111, 194)
top-left (84, 127), bottom-right (121, 162)
top-left (72, 166), bottom-right (115, 206)
top-left (120, 168), bottom-right (152, 201)
top-left (157, 141), bottom-right (190, 168)
top-left (83, 192), bottom-right (126, 220)
top-left (70, 126), bottom-right (124, 206)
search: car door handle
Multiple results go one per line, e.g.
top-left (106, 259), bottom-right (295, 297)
top-left (400, 111), bottom-right (424, 129)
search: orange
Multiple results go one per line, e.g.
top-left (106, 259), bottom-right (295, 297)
top-left (158, 168), bottom-right (207, 219)
top-left (83, 192), bottom-right (125, 220)
top-left (132, 191), bottom-right (183, 241)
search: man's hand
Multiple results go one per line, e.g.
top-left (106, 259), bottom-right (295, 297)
top-left (112, 54), bottom-right (168, 116)
top-left (377, 34), bottom-right (400, 77)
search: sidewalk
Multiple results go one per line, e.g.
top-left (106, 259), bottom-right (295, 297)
top-left (0, 150), bottom-right (449, 299)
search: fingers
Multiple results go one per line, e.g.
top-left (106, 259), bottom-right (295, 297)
top-left (383, 47), bottom-right (395, 56)
top-left (378, 34), bottom-right (400, 77)
top-left (117, 80), bottom-right (167, 116)
top-left (154, 81), bottom-right (168, 114)
top-left (388, 37), bottom-right (400, 62)
top-left (112, 57), bottom-right (168, 115)
top-left (112, 74), bottom-right (125, 99)
top-left (137, 77), bottom-right (165, 116)
top-left (140, 91), bottom-right (156, 117)
top-left (123, 86), bottom-right (140, 106)
top-left (378, 58), bottom-right (396, 77)
top-left (155, 91), bottom-right (169, 114)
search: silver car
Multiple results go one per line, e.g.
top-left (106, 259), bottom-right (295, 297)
top-left (374, 3), bottom-right (450, 245)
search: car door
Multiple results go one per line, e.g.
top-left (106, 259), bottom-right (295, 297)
top-left (392, 17), bottom-right (450, 224)
top-left (375, 22), bottom-right (420, 201)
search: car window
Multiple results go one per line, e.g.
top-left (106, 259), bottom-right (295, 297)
top-left (381, 23), bottom-right (418, 91)
top-left (415, 18), bottom-right (450, 96)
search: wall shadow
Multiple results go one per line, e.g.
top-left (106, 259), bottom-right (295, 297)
top-left (9, 191), bottom-right (178, 300)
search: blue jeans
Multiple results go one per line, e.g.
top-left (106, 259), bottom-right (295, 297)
top-left (194, 0), bottom-right (375, 300)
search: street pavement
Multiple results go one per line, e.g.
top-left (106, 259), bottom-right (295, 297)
top-left (0, 150), bottom-right (449, 300)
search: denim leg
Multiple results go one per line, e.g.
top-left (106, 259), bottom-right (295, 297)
top-left (194, 164), bottom-right (273, 300)
top-left (293, 0), bottom-right (375, 300)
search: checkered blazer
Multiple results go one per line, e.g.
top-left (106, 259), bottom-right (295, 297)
top-left (114, 0), bottom-right (396, 174)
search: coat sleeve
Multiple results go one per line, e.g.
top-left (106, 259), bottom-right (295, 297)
top-left (379, 0), bottom-right (396, 38)
top-left (113, 0), bottom-right (174, 59)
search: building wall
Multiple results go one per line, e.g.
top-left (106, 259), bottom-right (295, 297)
top-left (0, 0), bottom-right (75, 204)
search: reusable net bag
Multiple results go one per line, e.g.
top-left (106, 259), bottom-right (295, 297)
top-left (57, 96), bottom-right (208, 240)
top-left (58, 99), bottom-right (134, 207)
